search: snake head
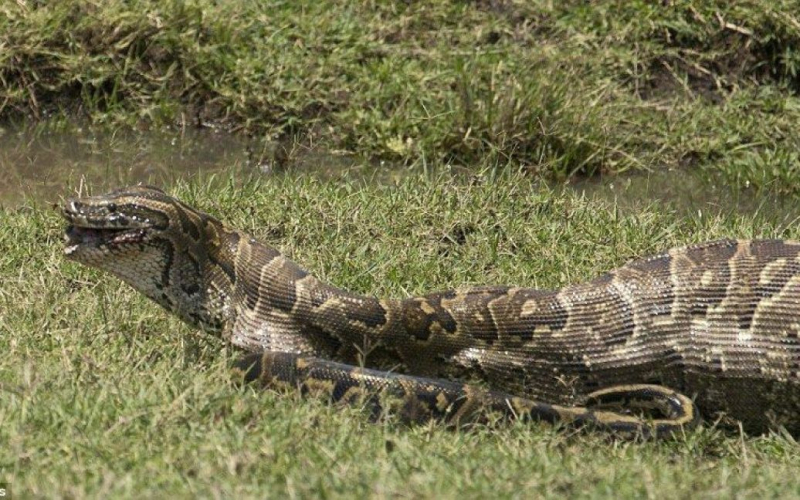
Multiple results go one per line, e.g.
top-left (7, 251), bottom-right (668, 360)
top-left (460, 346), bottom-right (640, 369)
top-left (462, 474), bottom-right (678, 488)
top-left (62, 185), bottom-right (173, 260)
top-left (61, 185), bottom-right (231, 332)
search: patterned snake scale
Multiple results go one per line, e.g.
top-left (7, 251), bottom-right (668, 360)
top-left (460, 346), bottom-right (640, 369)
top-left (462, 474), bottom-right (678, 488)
top-left (62, 186), bottom-right (800, 437)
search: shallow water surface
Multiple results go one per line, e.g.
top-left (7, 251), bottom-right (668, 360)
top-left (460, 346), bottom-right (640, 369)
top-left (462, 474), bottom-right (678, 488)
top-left (0, 125), bottom-right (795, 226)
top-left (569, 169), bottom-right (799, 227)
top-left (0, 126), bottom-right (254, 206)
top-left (0, 125), bottom-right (368, 206)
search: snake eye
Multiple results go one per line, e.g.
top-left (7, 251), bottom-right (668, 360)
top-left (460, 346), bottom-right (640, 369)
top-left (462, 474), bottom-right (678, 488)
top-left (107, 203), bottom-right (117, 212)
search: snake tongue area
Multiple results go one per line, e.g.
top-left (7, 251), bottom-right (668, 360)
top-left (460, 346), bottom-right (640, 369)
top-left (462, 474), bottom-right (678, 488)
top-left (63, 225), bottom-right (147, 255)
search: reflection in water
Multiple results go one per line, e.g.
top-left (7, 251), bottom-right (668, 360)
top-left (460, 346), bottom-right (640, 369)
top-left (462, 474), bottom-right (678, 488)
top-left (0, 125), bottom-right (794, 226)
top-left (0, 126), bottom-right (254, 206)
top-left (568, 170), bottom-right (799, 227)
top-left (0, 125), bottom-right (369, 206)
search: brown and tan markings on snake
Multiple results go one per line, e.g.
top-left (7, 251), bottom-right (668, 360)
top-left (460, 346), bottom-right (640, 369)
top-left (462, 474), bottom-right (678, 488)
top-left (62, 185), bottom-right (800, 437)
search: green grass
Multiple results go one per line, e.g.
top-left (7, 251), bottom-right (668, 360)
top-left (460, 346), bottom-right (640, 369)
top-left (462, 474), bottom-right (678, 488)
top-left (3, 0), bottom-right (800, 496)
top-left (2, 175), bottom-right (800, 498)
top-left (4, 1), bottom-right (800, 192)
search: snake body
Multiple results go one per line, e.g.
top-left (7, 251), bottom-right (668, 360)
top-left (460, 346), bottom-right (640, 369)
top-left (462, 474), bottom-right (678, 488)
top-left (62, 186), bottom-right (800, 436)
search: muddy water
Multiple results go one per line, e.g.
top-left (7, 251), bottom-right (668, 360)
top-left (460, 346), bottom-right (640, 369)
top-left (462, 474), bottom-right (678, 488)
top-left (0, 126), bottom-right (248, 206)
top-left (0, 125), bottom-right (794, 225)
top-left (0, 125), bottom-right (369, 207)
top-left (569, 169), bottom-right (799, 226)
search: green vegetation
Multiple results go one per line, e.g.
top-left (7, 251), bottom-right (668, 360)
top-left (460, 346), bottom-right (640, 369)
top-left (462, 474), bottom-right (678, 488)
top-left (2, 176), bottom-right (800, 497)
top-left (3, 1), bottom-right (800, 191)
top-left (3, 0), bottom-right (800, 497)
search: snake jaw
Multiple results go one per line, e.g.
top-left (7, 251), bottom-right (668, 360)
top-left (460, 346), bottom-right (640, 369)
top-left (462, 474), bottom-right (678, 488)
top-left (63, 225), bottom-right (150, 256)
top-left (62, 201), bottom-right (156, 258)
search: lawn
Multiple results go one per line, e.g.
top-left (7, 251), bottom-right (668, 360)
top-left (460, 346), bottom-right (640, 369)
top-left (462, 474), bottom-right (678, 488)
top-left (2, 176), bottom-right (800, 497)
top-left (2, 0), bottom-right (800, 498)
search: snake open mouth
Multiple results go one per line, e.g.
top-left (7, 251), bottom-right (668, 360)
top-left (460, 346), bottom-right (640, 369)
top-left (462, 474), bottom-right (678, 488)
top-left (62, 196), bottom-right (158, 257)
top-left (63, 225), bottom-right (149, 255)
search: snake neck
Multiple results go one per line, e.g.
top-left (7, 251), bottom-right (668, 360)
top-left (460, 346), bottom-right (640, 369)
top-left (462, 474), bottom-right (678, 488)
top-left (129, 216), bottom-right (241, 333)
top-left (225, 235), bottom-right (399, 358)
